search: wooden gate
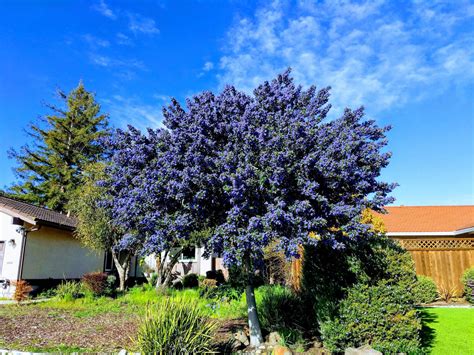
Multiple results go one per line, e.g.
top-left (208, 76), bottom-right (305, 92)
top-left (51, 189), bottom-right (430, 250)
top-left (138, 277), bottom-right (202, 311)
top-left (396, 237), bottom-right (474, 295)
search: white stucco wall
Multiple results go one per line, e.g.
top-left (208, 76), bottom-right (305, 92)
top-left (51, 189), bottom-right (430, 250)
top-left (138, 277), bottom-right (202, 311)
top-left (0, 211), bottom-right (24, 297)
top-left (143, 246), bottom-right (214, 277)
top-left (21, 226), bottom-right (104, 280)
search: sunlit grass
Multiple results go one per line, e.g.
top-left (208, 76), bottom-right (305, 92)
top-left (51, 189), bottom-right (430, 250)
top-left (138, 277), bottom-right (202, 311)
top-left (421, 307), bottom-right (474, 355)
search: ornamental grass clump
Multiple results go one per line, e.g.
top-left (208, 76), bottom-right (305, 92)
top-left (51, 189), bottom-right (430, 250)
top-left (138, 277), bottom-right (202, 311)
top-left (134, 297), bottom-right (218, 353)
top-left (55, 281), bottom-right (84, 300)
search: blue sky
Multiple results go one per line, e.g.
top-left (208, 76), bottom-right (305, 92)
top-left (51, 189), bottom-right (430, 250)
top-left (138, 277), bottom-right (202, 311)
top-left (0, 0), bottom-right (473, 205)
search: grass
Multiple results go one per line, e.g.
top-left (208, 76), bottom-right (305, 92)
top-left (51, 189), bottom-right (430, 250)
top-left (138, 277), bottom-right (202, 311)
top-left (421, 307), bottom-right (474, 354)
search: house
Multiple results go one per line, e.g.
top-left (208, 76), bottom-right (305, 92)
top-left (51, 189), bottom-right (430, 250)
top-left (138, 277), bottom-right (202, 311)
top-left (0, 196), bottom-right (139, 298)
top-left (377, 205), bottom-right (474, 294)
top-left (143, 246), bottom-right (227, 280)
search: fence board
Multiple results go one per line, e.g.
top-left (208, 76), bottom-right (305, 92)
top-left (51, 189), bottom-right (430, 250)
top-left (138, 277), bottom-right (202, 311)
top-left (398, 237), bottom-right (474, 295)
top-left (290, 237), bottom-right (474, 295)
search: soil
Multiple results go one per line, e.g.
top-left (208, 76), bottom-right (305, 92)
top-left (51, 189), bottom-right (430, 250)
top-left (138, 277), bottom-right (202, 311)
top-left (0, 305), bottom-right (138, 351)
top-left (0, 304), bottom-right (244, 352)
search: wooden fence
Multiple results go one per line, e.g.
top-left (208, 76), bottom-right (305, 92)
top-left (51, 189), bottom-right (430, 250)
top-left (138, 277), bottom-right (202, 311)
top-left (290, 237), bottom-right (474, 295)
top-left (395, 237), bottom-right (474, 295)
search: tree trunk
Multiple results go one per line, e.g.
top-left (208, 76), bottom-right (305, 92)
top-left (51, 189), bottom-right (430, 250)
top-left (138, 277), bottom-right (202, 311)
top-left (112, 250), bottom-right (130, 292)
top-left (155, 248), bottom-right (182, 291)
top-left (244, 256), bottom-right (264, 347)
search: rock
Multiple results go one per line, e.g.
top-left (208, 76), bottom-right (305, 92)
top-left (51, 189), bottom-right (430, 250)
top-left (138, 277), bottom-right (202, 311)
top-left (312, 340), bottom-right (323, 348)
top-left (267, 331), bottom-right (283, 346)
top-left (345, 344), bottom-right (382, 355)
top-left (234, 329), bottom-right (250, 347)
top-left (231, 339), bottom-right (246, 351)
top-left (273, 344), bottom-right (293, 355)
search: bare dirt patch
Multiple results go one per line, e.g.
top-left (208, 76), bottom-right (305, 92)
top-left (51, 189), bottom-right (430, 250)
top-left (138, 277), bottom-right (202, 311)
top-left (0, 305), bottom-right (139, 351)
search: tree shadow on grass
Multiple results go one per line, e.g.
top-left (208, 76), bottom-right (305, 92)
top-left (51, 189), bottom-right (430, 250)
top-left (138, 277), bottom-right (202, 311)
top-left (419, 308), bottom-right (438, 352)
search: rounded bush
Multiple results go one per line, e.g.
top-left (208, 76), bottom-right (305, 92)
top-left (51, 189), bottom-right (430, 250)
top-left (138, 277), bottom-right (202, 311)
top-left (182, 273), bottom-right (199, 288)
top-left (461, 267), bottom-right (474, 304)
top-left (134, 297), bottom-right (217, 353)
top-left (321, 281), bottom-right (422, 354)
top-left (412, 275), bottom-right (438, 304)
top-left (82, 272), bottom-right (108, 296)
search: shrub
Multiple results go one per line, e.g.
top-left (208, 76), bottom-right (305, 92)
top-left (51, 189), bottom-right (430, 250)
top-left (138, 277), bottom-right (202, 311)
top-left (82, 272), bottom-right (108, 296)
top-left (182, 273), bottom-right (199, 288)
top-left (56, 281), bottom-right (84, 300)
top-left (134, 297), bottom-right (218, 353)
top-left (461, 267), bottom-right (474, 303)
top-left (257, 285), bottom-right (305, 345)
top-left (201, 278), bottom-right (218, 288)
top-left (321, 281), bottom-right (422, 353)
top-left (412, 275), bottom-right (438, 304)
top-left (301, 236), bottom-right (421, 352)
top-left (206, 270), bottom-right (226, 285)
top-left (104, 275), bottom-right (117, 297)
top-left (37, 287), bottom-right (56, 299)
top-left (13, 280), bottom-right (33, 303)
top-left (202, 284), bottom-right (241, 301)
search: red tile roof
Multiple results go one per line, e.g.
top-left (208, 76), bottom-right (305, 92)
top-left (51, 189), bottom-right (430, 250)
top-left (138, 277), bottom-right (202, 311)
top-left (376, 206), bottom-right (474, 233)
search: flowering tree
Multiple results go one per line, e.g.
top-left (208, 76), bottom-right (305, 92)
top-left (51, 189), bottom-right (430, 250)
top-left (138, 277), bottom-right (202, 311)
top-left (104, 70), bottom-right (395, 346)
top-left (100, 126), bottom-right (203, 289)
top-left (159, 70), bottom-right (395, 346)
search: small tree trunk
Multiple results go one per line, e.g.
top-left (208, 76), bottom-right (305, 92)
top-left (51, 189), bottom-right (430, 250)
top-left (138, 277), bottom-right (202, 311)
top-left (112, 250), bottom-right (130, 291)
top-left (155, 248), bottom-right (182, 291)
top-left (244, 256), bottom-right (264, 347)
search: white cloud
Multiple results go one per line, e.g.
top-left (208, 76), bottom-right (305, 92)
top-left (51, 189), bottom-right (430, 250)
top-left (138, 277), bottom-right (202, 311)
top-left (92, 0), bottom-right (116, 20)
top-left (82, 34), bottom-right (110, 48)
top-left (89, 54), bottom-right (145, 70)
top-left (203, 61), bottom-right (214, 72)
top-left (104, 95), bottom-right (165, 130)
top-left (116, 32), bottom-right (133, 46)
top-left (128, 14), bottom-right (160, 35)
top-left (218, 0), bottom-right (474, 115)
top-left (198, 61), bottom-right (215, 77)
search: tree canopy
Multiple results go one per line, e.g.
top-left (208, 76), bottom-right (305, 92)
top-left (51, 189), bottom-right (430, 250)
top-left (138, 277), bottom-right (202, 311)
top-left (7, 82), bottom-right (109, 211)
top-left (101, 69), bottom-right (395, 346)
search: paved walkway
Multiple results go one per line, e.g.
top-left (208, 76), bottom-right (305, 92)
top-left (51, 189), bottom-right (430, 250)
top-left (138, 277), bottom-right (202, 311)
top-left (0, 298), bottom-right (50, 305)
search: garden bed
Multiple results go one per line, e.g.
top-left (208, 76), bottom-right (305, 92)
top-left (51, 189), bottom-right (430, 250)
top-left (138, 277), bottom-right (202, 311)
top-left (0, 287), bottom-right (246, 352)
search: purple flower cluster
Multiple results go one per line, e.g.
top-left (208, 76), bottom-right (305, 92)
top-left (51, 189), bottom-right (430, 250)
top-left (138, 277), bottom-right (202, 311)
top-left (101, 69), bottom-right (395, 266)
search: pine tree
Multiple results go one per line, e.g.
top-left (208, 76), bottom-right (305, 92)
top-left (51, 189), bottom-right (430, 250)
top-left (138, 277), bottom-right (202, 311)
top-left (7, 82), bottom-right (109, 212)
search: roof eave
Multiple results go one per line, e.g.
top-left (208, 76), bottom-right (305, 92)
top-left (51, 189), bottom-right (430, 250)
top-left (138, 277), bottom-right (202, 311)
top-left (387, 226), bottom-right (474, 237)
top-left (0, 205), bottom-right (37, 225)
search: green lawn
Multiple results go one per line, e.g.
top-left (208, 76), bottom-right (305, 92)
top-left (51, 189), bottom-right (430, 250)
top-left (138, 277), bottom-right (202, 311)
top-left (421, 307), bottom-right (474, 355)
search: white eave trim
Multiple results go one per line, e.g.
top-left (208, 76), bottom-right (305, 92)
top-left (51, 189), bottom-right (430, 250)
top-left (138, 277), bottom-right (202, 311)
top-left (0, 206), bottom-right (37, 226)
top-left (387, 226), bottom-right (474, 237)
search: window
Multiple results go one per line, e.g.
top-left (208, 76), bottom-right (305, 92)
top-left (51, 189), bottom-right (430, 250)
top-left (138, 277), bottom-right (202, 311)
top-left (0, 242), bottom-right (4, 276)
top-left (179, 247), bottom-right (196, 262)
top-left (104, 251), bottom-right (113, 272)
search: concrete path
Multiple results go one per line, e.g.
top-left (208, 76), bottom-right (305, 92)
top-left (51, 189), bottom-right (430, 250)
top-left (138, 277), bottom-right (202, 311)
top-left (0, 298), bottom-right (50, 306)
